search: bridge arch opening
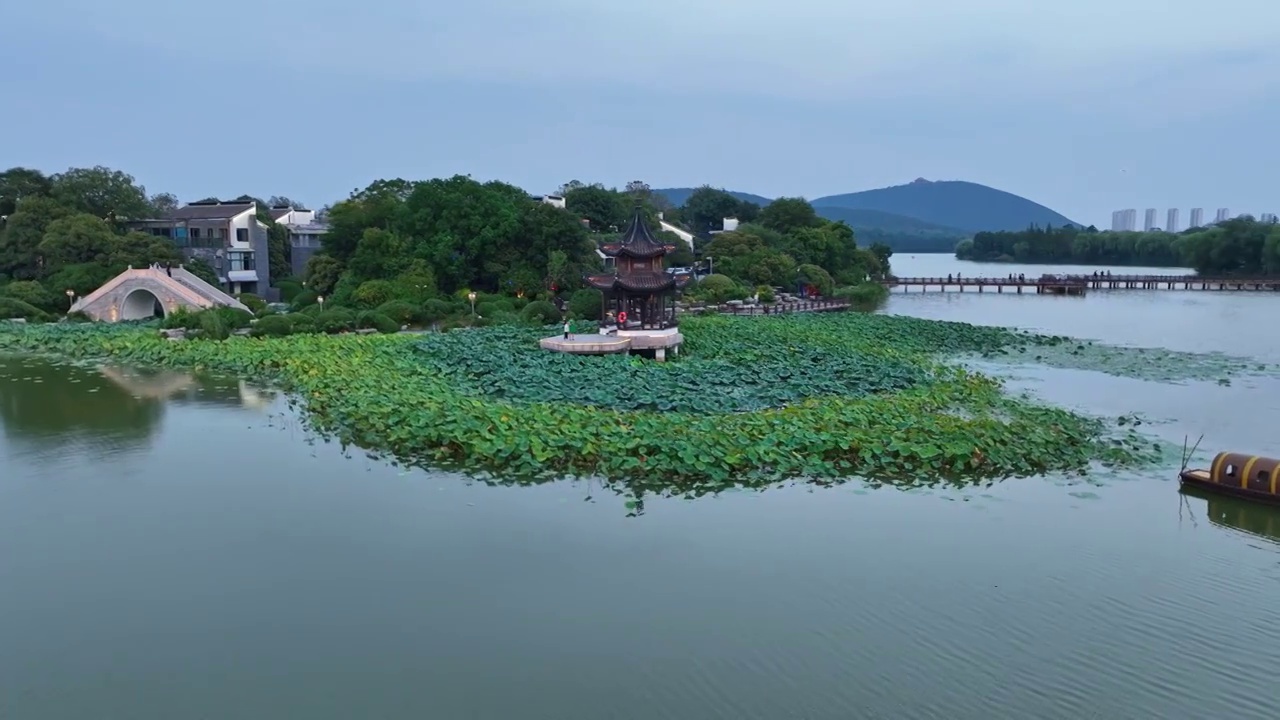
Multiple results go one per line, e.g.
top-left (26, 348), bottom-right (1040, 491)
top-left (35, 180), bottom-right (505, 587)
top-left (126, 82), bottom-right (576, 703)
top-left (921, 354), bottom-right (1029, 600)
top-left (120, 288), bottom-right (166, 321)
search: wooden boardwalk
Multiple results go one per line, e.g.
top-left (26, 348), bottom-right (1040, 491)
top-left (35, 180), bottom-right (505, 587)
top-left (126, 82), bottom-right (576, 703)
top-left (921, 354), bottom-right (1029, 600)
top-left (678, 299), bottom-right (853, 316)
top-left (885, 274), bottom-right (1280, 295)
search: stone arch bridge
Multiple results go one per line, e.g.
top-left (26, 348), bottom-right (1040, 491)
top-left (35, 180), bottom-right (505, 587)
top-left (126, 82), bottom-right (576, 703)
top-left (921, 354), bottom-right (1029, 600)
top-left (69, 265), bottom-right (250, 322)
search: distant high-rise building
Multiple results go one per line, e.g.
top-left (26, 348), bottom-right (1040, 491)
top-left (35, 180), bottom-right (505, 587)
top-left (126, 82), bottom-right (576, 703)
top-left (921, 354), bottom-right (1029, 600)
top-left (1189, 208), bottom-right (1204, 227)
top-left (1215, 208), bottom-right (1230, 222)
top-left (1111, 209), bottom-right (1137, 231)
top-left (1262, 212), bottom-right (1278, 223)
top-left (1166, 208), bottom-right (1179, 233)
top-left (1143, 208), bottom-right (1157, 231)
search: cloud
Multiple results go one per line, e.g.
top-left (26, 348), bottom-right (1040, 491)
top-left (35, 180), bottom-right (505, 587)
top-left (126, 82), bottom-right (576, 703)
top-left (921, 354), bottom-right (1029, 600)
top-left (18, 0), bottom-right (1280, 107)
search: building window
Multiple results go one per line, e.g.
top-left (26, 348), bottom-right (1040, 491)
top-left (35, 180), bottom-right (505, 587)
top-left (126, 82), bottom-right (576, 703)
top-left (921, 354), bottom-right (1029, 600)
top-left (228, 253), bottom-right (255, 272)
top-left (236, 228), bottom-right (248, 244)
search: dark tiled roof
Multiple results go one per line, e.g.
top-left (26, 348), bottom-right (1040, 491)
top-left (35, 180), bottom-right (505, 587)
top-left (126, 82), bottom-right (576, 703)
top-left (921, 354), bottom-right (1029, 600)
top-left (616, 272), bottom-right (677, 292)
top-left (269, 207), bottom-right (292, 220)
top-left (170, 201), bottom-right (256, 221)
top-left (584, 273), bottom-right (618, 290)
top-left (603, 207), bottom-right (667, 259)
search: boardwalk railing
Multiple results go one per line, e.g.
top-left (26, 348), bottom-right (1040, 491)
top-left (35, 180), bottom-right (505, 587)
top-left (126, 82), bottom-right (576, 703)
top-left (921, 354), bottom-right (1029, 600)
top-left (677, 299), bottom-right (852, 316)
top-left (884, 274), bottom-right (1280, 292)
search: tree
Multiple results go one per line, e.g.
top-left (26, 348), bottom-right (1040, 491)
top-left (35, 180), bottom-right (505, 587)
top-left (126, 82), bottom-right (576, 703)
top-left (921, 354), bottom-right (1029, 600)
top-left (268, 195), bottom-right (307, 210)
top-left (50, 166), bottom-right (153, 220)
top-left (0, 167), bottom-right (53, 217)
top-left (304, 254), bottom-right (344, 296)
top-left (0, 196), bottom-right (70, 278)
top-left (758, 197), bottom-right (821, 235)
top-left (564, 183), bottom-right (627, 231)
top-left (681, 186), bottom-right (749, 234)
top-left (150, 192), bottom-right (180, 216)
top-left (322, 179), bottom-right (414, 263)
top-left (38, 213), bottom-right (120, 270)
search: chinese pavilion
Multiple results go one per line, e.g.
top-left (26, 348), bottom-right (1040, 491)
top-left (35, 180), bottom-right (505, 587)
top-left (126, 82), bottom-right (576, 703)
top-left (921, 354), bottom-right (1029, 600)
top-left (584, 207), bottom-right (691, 330)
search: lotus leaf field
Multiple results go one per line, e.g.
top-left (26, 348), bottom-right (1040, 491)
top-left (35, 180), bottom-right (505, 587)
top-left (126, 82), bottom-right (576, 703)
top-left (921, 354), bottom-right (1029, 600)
top-left (4, 312), bottom-right (1245, 495)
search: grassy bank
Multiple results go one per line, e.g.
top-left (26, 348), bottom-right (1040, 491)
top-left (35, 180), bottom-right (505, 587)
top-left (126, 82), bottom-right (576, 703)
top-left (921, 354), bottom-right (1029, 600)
top-left (0, 313), bottom-right (1172, 496)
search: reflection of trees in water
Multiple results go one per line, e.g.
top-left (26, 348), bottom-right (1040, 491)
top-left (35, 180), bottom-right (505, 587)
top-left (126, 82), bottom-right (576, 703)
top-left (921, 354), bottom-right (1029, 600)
top-left (0, 357), bottom-right (163, 447)
top-left (0, 357), bottom-right (279, 452)
top-left (1185, 487), bottom-right (1280, 545)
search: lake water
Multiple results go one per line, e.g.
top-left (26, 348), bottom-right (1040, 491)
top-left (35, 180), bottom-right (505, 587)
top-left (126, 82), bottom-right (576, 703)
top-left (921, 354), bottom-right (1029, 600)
top-left (3, 254), bottom-right (1280, 719)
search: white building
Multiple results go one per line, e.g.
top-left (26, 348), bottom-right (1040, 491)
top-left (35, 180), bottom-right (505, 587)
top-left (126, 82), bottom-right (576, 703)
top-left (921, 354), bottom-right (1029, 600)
top-left (1166, 208), bottom-right (1179, 233)
top-left (1215, 208), bottom-right (1231, 222)
top-left (1189, 208), bottom-right (1204, 227)
top-left (1143, 208), bottom-right (1158, 231)
top-left (1110, 208), bottom-right (1137, 231)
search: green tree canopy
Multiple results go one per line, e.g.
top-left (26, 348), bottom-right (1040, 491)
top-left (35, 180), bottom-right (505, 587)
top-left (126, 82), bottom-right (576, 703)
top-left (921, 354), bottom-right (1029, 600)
top-left (49, 166), bottom-right (154, 220)
top-left (955, 218), bottom-right (1279, 274)
top-left (758, 197), bottom-right (822, 235)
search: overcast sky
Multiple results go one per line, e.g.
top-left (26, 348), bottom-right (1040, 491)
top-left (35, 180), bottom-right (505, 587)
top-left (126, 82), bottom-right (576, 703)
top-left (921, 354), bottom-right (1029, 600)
top-left (3, 0), bottom-right (1277, 226)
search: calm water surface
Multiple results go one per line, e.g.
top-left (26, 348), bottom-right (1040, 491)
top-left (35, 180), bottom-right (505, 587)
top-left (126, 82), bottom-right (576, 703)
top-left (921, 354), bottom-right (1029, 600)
top-left (3, 254), bottom-right (1280, 719)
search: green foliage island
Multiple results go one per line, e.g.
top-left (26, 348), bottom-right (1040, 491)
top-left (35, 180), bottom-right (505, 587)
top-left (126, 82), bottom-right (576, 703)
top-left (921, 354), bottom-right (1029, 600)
top-left (956, 218), bottom-right (1280, 273)
top-left (0, 313), bottom-right (1195, 502)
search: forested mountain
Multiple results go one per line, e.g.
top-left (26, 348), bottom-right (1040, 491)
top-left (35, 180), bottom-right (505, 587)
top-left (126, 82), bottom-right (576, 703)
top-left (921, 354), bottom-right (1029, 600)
top-left (811, 179), bottom-right (1076, 232)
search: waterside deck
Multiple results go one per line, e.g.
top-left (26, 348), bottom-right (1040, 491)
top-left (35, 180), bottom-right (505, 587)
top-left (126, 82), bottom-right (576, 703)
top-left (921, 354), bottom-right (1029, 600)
top-left (540, 328), bottom-right (684, 360)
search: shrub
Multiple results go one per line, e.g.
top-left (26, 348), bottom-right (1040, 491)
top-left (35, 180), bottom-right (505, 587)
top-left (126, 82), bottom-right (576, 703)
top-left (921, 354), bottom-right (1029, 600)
top-left (0, 298), bottom-right (50, 322)
top-left (64, 311), bottom-right (92, 323)
top-left (833, 282), bottom-right (889, 308)
top-left (162, 307), bottom-right (200, 329)
top-left (288, 314), bottom-right (318, 334)
top-left (291, 289), bottom-right (319, 310)
top-left (694, 274), bottom-right (741, 304)
top-left (275, 279), bottom-right (304, 302)
top-left (520, 300), bottom-right (560, 325)
top-left (1, 280), bottom-right (55, 312)
top-left (352, 279), bottom-right (400, 309)
top-left (796, 264), bottom-right (834, 297)
top-left (315, 308), bottom-right (356, 334)
top-left (376, 300), bottom-right (422, 326)
top-left (422, 298), bottom-right (459, 323)
top-left (198, 311), bottom-right (230, 340)
top-left (756, 285), bottom-right (776, 303)
top-left (249, 314), bottom-right (295, 337)
top-left (568, 289), bottom-right (603, 320)
top-left (357, 311), bottom-right (400, 334)
top-left (236, 293), bottom-right (267, 314)
top-left (212, 306), bottom-right (254, 330)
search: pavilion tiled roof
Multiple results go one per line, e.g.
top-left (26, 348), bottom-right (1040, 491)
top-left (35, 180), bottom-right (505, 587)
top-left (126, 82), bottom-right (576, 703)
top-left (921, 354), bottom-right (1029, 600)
top-left (584, 272), bottom-right (681, 292)
top-left (600, 207), bottom-right (667, 259)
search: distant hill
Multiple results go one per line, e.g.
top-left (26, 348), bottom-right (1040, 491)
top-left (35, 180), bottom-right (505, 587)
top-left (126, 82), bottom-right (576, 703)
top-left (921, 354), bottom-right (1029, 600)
top-left (653, 187), bottom-right (772, 208)
top-left (811, 206), bottom-right (965, 235)
top-left (810, 179), bottom-right (1077, 233)
top-left (651, 186), bottom-right (970, 253)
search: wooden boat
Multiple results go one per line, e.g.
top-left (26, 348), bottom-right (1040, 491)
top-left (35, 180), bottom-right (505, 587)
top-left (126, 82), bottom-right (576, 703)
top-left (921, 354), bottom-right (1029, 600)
top-left (1179, 452), bottom-right (1280, 505)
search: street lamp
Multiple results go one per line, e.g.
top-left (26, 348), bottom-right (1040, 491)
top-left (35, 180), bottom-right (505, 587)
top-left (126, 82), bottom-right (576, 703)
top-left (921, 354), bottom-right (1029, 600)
top-left (65, 288), bottom-right (75, 312)
top-left (467, 291), bottom-right (477, 320)
top-left (317, 295), bottom-right (324, 310)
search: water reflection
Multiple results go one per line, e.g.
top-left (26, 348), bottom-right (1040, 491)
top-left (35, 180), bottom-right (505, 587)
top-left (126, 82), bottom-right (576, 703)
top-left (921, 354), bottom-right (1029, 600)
top-left (1182, 485), bottom-right (1280, 545)
top-left (0, 357), bottom-right (277, 455)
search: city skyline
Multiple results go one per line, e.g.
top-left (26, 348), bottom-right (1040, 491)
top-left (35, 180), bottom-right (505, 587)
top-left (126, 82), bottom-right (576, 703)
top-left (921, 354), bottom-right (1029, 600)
top-left (1110, 206), bottom-right (1275, 231)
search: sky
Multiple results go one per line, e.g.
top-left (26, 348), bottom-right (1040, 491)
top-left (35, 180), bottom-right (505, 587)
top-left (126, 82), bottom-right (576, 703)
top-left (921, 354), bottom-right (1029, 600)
top-left (3, 0), bottom-right (1278, 227)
